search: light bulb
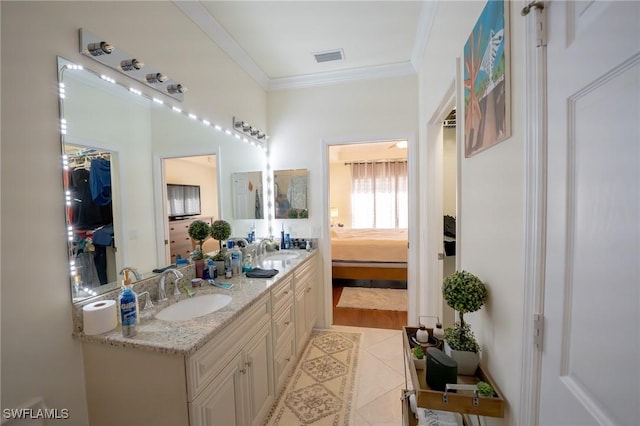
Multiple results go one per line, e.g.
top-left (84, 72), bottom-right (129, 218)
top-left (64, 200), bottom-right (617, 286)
top-left (87, 41), bottom-right (113, 56)
top-left (146, 73), bottom-right (168, 84)
top-left (167, 84), bottom-right (186, 94)
top-left (120, 59), bottom-right (144, 71)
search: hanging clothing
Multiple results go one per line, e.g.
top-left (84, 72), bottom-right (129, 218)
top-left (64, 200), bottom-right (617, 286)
top-left (90, 158), bottom-right (112, 206)
top-left (255, 186), bottom-right (263, 219)
top-left (69, 168), bottom-right (112, 228)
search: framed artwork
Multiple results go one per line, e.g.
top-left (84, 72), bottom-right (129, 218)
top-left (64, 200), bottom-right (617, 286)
top-left (463, 0), bottom-right (511, 158)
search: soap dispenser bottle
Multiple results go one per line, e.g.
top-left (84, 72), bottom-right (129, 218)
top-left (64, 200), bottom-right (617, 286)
top-left (119, 280), bottom-right (138, 338)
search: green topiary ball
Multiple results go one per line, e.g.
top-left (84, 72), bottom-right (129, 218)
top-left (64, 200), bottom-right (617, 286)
top-left (442, 270), bottom-right (487, 314)
top-left (211, 220), bottom-right (231, 242)
top-left (188, 220), bottom-right (211, 243)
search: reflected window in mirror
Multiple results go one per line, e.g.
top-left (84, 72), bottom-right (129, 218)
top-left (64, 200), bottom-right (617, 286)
top-left (232, 171), bottom-right (264, 220)
top-left (274, 169), bottom-right (308, 219)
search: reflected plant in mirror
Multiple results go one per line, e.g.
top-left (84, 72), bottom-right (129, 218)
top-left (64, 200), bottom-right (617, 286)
top-left (58, 57), bottom-right (268, 303)
top-left (273, 169), bottom-right (309, 219)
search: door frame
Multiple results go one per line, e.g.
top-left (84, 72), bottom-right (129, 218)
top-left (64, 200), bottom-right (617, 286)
top-left (518, 6), bottom-right (547, 425)
top-left (320, 133), bottom-right (418, 328)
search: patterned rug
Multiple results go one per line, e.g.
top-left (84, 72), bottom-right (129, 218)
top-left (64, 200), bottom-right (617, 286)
top-left (265, 330), bottom-right (361, 426)
top-left (336, 287), bottom-right (407, 311)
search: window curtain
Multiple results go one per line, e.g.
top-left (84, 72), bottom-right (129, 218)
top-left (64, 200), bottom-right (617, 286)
top-left (350, 161), bottom-right (408, 229)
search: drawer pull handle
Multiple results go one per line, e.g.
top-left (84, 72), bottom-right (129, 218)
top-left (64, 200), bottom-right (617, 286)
top-left (283, 291), bottom-right (289, 295)
top-left (245, 361), bottom-right (252, 367)
top-left (240, 369), bottom-right (247, 374)
top-left (284, 321), bottom-right (290, 326)
top-left (306, 287), bottom-right (311, 292)
top-left (285, 358), bottom-right (291, 362)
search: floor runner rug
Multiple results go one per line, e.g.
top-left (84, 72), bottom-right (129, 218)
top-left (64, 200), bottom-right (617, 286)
top-left (336, 287), bottom-right (408, 311)
top-left (265, 330), bottom-right (361, 425)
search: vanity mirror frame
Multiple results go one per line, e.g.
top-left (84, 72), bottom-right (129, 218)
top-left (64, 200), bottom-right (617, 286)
top-left (57, 56), bottom-right (270, 304)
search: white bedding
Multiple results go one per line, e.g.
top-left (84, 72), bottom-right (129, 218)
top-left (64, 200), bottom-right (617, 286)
top-left (331, 228), bottom-right (408, 263)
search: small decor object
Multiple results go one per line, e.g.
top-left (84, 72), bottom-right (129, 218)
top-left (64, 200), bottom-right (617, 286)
top-left (477, 381), bottom-right (496, 397)
top-left (210, 220), bottom-right (232, 261)
top-left (442, 270), bottom-right (488, 375)
top-left (188, 220), bottom-right (211, 258)
top-left (425, 347), bottom-right (457, 392)
top-left (464, 0), bottom-right (511, 157)
top-left (416, 325), bottom-right (430, 344)
top-left (412, 346), bottom-right (426, 370)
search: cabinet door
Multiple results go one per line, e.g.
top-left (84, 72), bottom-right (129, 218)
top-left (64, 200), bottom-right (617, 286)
top-left (273, 331), bottom-right (296, 393)
top-left (244, 323), bottom-right (275, 426)
top-left (304, 277), bottom-right (316, 334)
top-left (189, 352), bottom-right (245, 426)
top-left (294, 285), bottom-right (311, 355)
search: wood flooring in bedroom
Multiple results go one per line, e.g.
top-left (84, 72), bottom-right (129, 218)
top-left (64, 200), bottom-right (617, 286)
top-left (332, 286), bottom-right (407, 330)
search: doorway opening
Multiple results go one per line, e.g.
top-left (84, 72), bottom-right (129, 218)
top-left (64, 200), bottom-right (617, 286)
top-left (162, 154), bottom-right (218, 264)
top-left (328, 140), bottom-right (409, 330)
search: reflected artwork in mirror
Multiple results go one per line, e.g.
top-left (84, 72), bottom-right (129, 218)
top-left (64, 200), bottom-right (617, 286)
top-left (232, 171), bottom-right (264, 220)
top-left (274, 169), bottom-right (309, 219)
top-left (58, 57), bottom-right (268, 303)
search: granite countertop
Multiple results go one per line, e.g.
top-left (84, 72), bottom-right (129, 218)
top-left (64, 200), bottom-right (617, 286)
top-left (78, 250), bottom-right (316, 356)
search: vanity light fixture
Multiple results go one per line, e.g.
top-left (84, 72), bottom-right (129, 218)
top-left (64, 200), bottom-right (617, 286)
top-left (232, 117), bottom-right (268, 146)
top-left (87, 41), bottom-right (113, 56)
top-left (167, 83), bottom-right (187, 94)
top-left (120, 59), bottom-right (144, 71)
top-left (146, 72), bottom-right (168, 84)
top-left (80, 28), bottom-right (185, 102)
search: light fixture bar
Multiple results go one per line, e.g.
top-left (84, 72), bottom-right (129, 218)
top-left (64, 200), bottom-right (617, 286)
top-left (232, 117), bottom-right (267, 146)
top-left (79, 28), bottom-right (185, 102)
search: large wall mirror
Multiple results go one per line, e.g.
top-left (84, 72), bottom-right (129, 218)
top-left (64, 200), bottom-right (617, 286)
top-left (58, 57), bottom-right (267, 303)
top-left (274, 169), bottom-right (309, 219)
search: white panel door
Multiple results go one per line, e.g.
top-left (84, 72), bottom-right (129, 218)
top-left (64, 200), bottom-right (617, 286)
top-left (541, 1), bottom-right (640, 425)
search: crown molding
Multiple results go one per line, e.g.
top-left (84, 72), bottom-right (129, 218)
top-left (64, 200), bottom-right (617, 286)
top-left (268, 61), bottom-right (416, 91)
top-left (173, 0), bottom-right (270, 90)
top-left (411, 1), bottom-right (438, 70)
top-left (174, 0), bottom-right (435, 91)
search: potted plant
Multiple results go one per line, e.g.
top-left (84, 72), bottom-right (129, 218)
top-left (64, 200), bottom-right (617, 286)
top-left (411, 346), bottom-right (426, 370)
top-left (188, 220), bottom-right (211, 277)
top-left (442, 270), bottom-right (488, 375)
top-left (211, 220), bottom-right (232, 275)
top-left (476, 381), bottom-right (496, 397)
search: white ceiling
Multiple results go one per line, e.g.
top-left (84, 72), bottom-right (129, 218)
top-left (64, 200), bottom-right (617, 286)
top-left (174, 1), bottom-right (437, 91)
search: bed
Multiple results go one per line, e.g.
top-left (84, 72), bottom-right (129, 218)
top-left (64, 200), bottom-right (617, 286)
top-left (331, 228), bottom-right (408, 282)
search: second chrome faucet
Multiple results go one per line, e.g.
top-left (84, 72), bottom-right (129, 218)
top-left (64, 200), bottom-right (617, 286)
top-left (158, 268), bottom-right (184, 302)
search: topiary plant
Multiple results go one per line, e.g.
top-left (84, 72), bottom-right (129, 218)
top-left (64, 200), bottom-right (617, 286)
top-left (412, 346), bottom-right (424, 359)
top-left (211, 220), bottom-right (231, 260)
top-left (188, 220), bottom-right (211, 248)
top-left (442, 270), bottom-right (487, 353)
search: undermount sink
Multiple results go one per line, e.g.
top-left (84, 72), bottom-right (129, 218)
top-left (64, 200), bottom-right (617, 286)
top-left (156, 294), bottom-right (232, 321)
top-left (266, 251), bottom-right (300, 261)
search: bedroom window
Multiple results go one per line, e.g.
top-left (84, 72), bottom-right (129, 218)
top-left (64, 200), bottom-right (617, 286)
top-left (350, 160), bottom-right (408, 229)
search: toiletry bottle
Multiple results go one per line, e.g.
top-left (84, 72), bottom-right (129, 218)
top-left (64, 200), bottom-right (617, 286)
top-left (207, 259), bottom-right (215, 280)
top-left (230, 245), bottom-right (243, 276)
top-left (122, 270), bottom-right (139, 320)
top-left (280, 225), bottom-right (286, 249)
top-left (285, 233), bottom-right (291, 249)
top-left (119, 284), bottom-right (138, 338)
top-left (306, 240), bottom-right (311, 252)
top-left (224, 249), bottom-right (232, 278)
top-left (251, 223), bottom-right (256, 244)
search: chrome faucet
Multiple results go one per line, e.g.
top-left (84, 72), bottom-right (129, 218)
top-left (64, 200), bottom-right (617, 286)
top-left (119, 266), bottom-right (143, 282)
top-left (258, 238), bottom-right (272, 257)
top-left (158, 268), bottom-right (184, 302)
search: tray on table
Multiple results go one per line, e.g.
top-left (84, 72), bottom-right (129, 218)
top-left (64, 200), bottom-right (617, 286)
top-left (402, 326), bottom-right (505, 419)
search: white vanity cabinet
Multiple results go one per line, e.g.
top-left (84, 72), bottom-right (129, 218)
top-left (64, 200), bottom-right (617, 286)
top-left (270, 274), bottom-right (296, 392)
top-left (81, 252), bottom-right (318, 426)
top-left (187, 294), bottom-right (274, 426)
top-left (293, 256), bottom-right (317, 355)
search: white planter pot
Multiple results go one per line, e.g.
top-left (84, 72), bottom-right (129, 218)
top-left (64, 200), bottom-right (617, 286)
top-left (412, 355), bottom-right (426, 370)
top-left (444, 342), bottom-right (479, 376)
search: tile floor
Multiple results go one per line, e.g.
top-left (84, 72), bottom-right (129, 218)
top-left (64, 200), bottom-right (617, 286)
top-left (331, 325), bottom-right (406, 426)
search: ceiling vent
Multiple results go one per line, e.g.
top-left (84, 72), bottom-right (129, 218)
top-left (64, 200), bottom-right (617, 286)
top-left (314, 49), bottom-right (344, 63)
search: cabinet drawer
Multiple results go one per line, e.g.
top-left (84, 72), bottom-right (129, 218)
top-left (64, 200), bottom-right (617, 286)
top-left (187, 295), bottom-right (270, 400)
top-left (294, 261), bottom-right (316, 292)
top-left (272, 304), bottom-right (294, 350)
top-left (271, 275), bottom-right (293, 314)
top-left (273, 330), bottom-right (296, 393)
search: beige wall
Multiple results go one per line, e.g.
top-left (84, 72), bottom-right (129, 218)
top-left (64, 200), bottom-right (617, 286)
top-left (418, 2), bottom-right (526, 424)
top-left (165, 157), bottom-right (219, 219)
top-left (1, 1), bottom-right (266, 420)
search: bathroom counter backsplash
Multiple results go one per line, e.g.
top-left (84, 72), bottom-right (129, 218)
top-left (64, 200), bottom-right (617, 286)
top-left (73, 250), bottom-right (317, 356)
